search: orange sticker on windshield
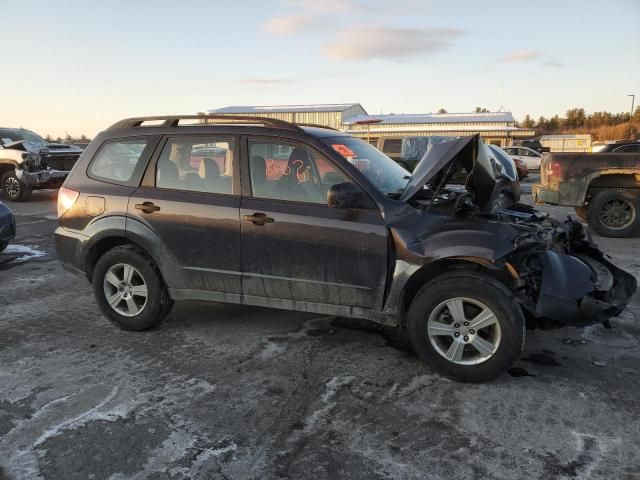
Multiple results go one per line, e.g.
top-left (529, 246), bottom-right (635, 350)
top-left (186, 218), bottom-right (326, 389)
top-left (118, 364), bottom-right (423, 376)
top-left (331, 144), bottom-right (356, 158)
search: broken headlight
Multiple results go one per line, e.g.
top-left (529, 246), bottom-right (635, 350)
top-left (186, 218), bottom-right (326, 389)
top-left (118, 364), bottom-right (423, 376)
top-left (21, 152), bottom-right (42, 170)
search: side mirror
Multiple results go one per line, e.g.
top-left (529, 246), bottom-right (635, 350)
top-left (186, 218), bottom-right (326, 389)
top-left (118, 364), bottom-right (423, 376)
top-left (327, 182), bottom-right (374, 210)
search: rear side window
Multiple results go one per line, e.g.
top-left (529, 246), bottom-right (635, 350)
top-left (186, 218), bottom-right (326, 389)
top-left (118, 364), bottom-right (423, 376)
top-left (89, 140), bottom-right (148, 183)
top-left (155, 136), bottom-right (234, 194)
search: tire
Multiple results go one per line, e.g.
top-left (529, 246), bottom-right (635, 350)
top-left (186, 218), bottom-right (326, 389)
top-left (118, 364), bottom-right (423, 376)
top-left (407, 271), bottom-right (525, 383)
top-left (92, 245), bottom-right (173, 331)
top-left (586, 189), bottom-right (640, 238)
top-left (574, 206), bottom-right (587, 223)
top-left (2, 171), bottom-right (32, 202)
top-left (0, 239), bottom-right (8, 252)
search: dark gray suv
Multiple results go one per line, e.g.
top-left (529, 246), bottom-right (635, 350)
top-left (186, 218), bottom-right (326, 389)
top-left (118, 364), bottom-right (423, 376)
top-left (54, 115), bottom-right (636, 382)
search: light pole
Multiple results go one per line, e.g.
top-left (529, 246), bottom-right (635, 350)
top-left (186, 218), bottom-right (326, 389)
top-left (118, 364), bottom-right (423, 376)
top-left (629, 94), bottom-right (636, 139)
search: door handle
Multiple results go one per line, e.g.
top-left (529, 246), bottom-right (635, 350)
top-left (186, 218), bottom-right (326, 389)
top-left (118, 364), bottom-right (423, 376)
top-left (243, 212), bottom-right (274, 226)
top-left (135, 201), bottom-right (161, 214)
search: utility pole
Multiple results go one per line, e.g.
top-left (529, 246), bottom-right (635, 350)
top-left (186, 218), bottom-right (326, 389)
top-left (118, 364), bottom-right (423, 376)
top-left (629, 94), bottom-right (636, 139)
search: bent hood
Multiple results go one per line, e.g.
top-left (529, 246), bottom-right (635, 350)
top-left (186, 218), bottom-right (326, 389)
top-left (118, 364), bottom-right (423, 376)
top-left (1, 140), bottom-right (82, 154)
top-left (398, 134), bottom-right (511, 212)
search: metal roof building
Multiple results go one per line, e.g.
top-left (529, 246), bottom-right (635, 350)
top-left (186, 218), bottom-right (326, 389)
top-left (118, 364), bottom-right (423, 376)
top-left (207, 104), bottom-right (534, 147)
top-left (209, 104), bottom-right (367, 130)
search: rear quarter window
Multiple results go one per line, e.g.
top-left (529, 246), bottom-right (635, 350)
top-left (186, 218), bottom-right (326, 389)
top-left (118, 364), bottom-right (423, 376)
top-left (88, 139), bottom-right (149, 185)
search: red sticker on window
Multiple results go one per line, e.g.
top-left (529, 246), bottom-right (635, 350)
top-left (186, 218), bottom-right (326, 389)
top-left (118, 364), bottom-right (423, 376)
top-left (331, 144), bottom-right (356, 158)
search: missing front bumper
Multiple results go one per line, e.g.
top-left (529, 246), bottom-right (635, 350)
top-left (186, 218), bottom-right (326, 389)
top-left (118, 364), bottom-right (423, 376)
top-left (16, 168), bottom-right (69, 187)
top-left (529, 250), bottom-right (636, 327)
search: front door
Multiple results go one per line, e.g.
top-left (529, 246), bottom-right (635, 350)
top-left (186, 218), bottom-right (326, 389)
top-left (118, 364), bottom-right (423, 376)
top-left (240, 138), bottom-right (388, 310)
top-left (127, 134), bottom-right (242, 295)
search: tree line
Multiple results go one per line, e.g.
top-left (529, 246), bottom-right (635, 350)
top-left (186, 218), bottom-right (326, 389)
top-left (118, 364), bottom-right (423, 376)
top-left (44, 134), bottom-right (91, 143)
top-left (519, 107), bottom-right (640, 140)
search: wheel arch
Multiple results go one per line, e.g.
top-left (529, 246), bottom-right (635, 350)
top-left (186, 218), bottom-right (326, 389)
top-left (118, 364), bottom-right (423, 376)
top-left (0, 162), bottom-right (17, 176)
top-left (84, 235), bottom-right (164, 285)
top-left (584, 171), bottom-right (640, 201)
top-left (394, 257), bottom-right (514, 330)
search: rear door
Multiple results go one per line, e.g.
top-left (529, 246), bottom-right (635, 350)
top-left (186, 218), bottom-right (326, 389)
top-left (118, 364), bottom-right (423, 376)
top-left (127, 134), bottom-right (242, 295)
top-left (239, 136), bottom-right (388, 310)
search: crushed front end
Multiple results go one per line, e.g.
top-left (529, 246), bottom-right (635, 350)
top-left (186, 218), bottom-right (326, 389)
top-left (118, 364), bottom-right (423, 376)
top-left (498, 207), bottom-right (637, 328)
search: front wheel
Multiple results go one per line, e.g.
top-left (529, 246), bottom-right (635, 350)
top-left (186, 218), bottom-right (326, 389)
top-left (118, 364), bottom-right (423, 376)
top-left (2, 171), bottom-right (32, 202)
top-left (407, 271), bottom-right (525, 383)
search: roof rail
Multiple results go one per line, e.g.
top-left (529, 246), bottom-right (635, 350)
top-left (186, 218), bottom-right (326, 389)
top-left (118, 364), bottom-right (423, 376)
top-left (107, 115), bottom-right (302, 132)
top-left (295, 123), bottom-right (341, 131)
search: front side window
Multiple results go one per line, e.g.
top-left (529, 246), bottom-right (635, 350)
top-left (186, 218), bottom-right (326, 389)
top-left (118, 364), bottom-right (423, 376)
top-left (322, 136), bottom-right (411, 197)
top-left (248, 141), bottom-right (351, 204)
top-left (89, 139), bottom-right (148, 183)
top-left (155, 136), bottom-right (234, 194)
top-left (517, 148), bottom-right (531, 157)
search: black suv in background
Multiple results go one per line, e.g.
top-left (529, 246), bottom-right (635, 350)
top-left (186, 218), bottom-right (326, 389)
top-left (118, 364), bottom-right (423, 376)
top-left (54, 115), bottom-right (636, 382)
top-left (596, 140), bottom-right (640, 153)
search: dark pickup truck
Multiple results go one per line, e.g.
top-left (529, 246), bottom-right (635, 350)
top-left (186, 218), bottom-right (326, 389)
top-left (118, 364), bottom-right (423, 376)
top-left (533, 147), bottom-right (640, 237)
top-left (0, 128), bottom-right (83, 201)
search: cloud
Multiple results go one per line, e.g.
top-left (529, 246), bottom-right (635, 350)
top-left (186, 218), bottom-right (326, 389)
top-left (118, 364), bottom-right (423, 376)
top-left (265, 0), bottom-right (358, 35)
top-left (501, 50), bottom-right (543, 62)
top-left (237, 78), bottom-right (295, 85)
top-left (264, 14), bottom-right (313, 36)
top-left (544, 60), bottom-right (566, 68)
top-left (324, 26), bottom-right (464, 61)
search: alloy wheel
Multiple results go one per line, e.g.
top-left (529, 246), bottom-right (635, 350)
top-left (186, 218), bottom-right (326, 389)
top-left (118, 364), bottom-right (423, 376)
top-left (103, 263), bottom-right (148, 317)
top-left (427, 297), bottom-right (502, 365)
top-left (598, 198), bottom-right (636, 230)
top-left (5, 176), bottom-right (20, 199)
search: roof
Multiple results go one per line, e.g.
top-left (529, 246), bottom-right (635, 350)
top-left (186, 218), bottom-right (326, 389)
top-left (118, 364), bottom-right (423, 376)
top-left (343, 125), bottom-right (530, 134)
top-left (343, 112), bottom-right (516, 125)
top-left (209, 104), bottom-right (362, 114)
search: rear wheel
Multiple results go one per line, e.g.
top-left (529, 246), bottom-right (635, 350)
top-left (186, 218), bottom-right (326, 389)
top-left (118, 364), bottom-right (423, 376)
top-left (93, 245), bottom-right (172, 331)
top-left (407, 271), bottom-right (525, 382)
top-left (0, 239), bottom-right (8, 252)
top-left (2, 171), bottom-right (32, 202)
top-left (587, 189), bottom-right (640, 237)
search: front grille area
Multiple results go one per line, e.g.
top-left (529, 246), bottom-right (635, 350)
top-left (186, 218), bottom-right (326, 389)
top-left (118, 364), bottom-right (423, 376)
top-left (43, 154), bottom-right (80, 171)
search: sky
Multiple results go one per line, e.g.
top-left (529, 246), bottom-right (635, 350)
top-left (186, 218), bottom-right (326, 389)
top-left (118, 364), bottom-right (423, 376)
top-left (1, 0), bottom-right (639, 138)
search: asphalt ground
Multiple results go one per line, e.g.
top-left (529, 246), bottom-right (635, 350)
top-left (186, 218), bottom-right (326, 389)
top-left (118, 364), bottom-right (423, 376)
top-left (1, 176), bottom-right (639, 479)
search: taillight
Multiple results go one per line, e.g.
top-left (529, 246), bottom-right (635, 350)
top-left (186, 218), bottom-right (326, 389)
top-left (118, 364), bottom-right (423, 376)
top-left (57, 187), bottom-right (79, 218)
top-left (547, 161), bottom-right (563, 182)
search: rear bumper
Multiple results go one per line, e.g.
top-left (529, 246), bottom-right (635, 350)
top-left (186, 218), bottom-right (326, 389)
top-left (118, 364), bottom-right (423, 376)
top-left (532, 184), bottom-right (560, 205)
top-left (54, 226), bottom-right (88, 278)
top-left (16, 169), bottom-right (69, 187)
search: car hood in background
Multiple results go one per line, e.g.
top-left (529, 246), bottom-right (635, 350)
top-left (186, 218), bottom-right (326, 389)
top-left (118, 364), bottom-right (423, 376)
top-left (399, 135), bottom-right (510, 212)
top-left (1, 140), bottom-right (83, 154)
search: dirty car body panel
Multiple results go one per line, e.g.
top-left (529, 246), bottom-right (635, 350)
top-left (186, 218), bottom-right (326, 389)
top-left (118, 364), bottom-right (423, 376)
top-left (55, 121), bottom-right (636, 335)
top-left (533, 151), bottom-right (640, 206)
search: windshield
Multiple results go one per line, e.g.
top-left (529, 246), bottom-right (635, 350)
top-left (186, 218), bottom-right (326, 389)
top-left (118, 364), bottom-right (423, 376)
top-left (0, 128), bottom-right (46, 145)
top-left (323, 136), bottom-right (411, 196)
